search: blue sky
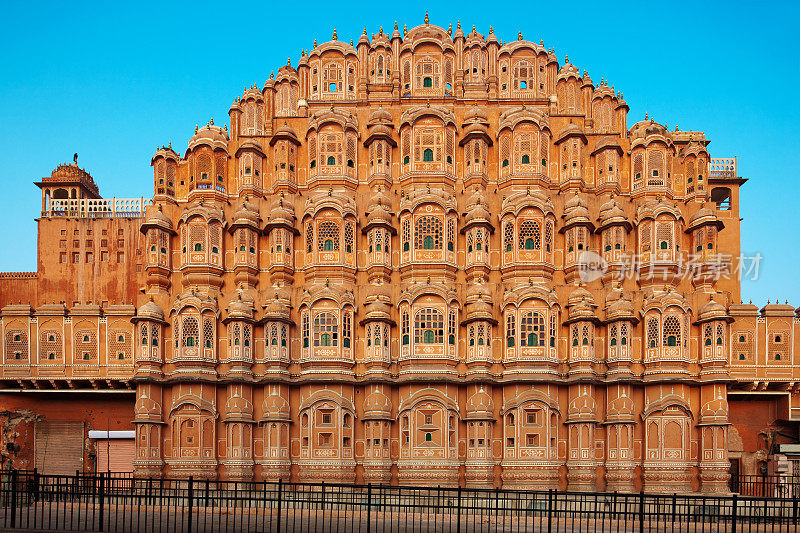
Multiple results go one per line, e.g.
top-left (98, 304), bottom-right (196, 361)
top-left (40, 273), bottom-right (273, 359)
top-left (1, 1), bottom-right (798, 305)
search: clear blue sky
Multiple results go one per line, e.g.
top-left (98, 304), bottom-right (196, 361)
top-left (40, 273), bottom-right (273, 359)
top-left (1, 1), bottom-right (798, 305)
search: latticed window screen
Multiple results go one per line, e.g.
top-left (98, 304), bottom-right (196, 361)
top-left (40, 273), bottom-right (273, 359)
top-left (302, 313), bottom-right (310, 348)
top-left (520, 311), bottom-right (545, 347)
top-left (414, 216), bottom-right (442, 250)
top-left (342, 312), bottom-right (352, 347)
top-left (733, 330), bottom-right (754, 361)
top-left (716, 324), bottom-right (724, 346)
top-left (402, 130), bottom-right (411, 165)
top-left (182, 317), bottom-right (199, 347)
top-left (5, 330), bottom-right (28, 360)
top-left (513, 60), bottom-right (534, 90)
top-left (620, 323), bottom-right (629, 345)
top-left (74, 330), bottom-right (97, 361)
top-left (196, 153), bottom-right (212, 179)
top-left (581, 324), bottom-right (593, 346)
top-left (313, 312), bottom-right (338, 347)
top-left (109, 330), bottom-right (130, 361)
top-left (320, 133), bottom-right (343, 167)
top-left (231, 323), bottom-right (241, 346)
top-left (769, 330), bottom-right (790, 361)
top-left (647, 318), bottom-right (659, 348)
top-left (504, 222), bottom-right (514, 251)
top-left (648, 150), bottom-right (665, 180)
top-left (317, 221), bottom-right (340, 251)
top-left (448, 310), bottom-right (457, 344)
top-left (633, 153), bottom-right (644, 180)
top-left (402, 219), bottom-right (410, 250)
top-left (447, 219), bottom-right (455, 250)
top-left (663, 316), bottom-right (682, 347)
top-left (609, 324), bottom-right (618, 346)
top-left (203, 319), bottom-right (214, 349)
top-left (344, 222), bottom-right (354, 253)
top-left (209, 223), bottom-right (221, 253)
top-left (306, 223), bottom-right (313, 252)
top-left (190, 224), bottom-right (206, 253)
top-left (402, 311), bottom-right (410, 344)
top-left (40, 330), bottom-right (62, 360)
top-left (243, 324), bottom-right (251, 348)
top-left (415, 58), bottom-right (440, 89)
top-left (656, 221), bottom-right (673, 250)
top-left (640, 222), bottom-right (652, 252)
top-left (500, 135), bottom-right (511, 171)
top-left (506, 314), bottom-right (516, 347)
top-left (549, 312), bottom-right (557, 346)
top-left (515, 132), bottom-right (535, 165)
top-left (519, 220), bottom-right (541, 250)
top-left (414, 308), bottom-right (444, 344)
top-left (415, 129), bottom-right (442, 163)
top-left (444, 58), bottom-right (453, 87)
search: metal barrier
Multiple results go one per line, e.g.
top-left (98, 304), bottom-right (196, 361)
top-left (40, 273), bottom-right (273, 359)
top-left (0, 469), bottom-right (798, 532)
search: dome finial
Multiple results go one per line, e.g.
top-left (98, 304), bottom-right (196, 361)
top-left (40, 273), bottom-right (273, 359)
top-left (403, 23), bottom-right (408, 36)
top-left (195, 124), bottom-right (198, 133)
top-left (287, 57), bottom-right (291, 67)
top-left (332, 28), bottom-right (337, 41)
top-left (448, 22), bottom-right (452, 34)
top-left (472, 24), bottom-right (475, 33)
top-left (518, 31), bottom-right (523, 40)
top-left (394, 20), bottom-right (398, 30)
top-left (363, 27), bottom-right (367, 35)
top-left (424, 12), bottom-right (429, 24)
top-left (457, 20), bottom-right (461, 29)
top-left (313, 37), bottom-right (317, 47)
top-left (565, 54), bottom-right (569, 63)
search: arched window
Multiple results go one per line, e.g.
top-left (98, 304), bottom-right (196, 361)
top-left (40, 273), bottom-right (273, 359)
top-left (402, 311), bottom-right (410, 345)
top-left (414, 215), bottom-right (443, 250)
top-left (423, 77), bottom-right (433, 88)
top-left (521, 154), bottom-right (530, 164)
top-left (647, 317), bottom-right (659, 349)
top-left (663, 316), bottom-right (681, 347)
top-left (519, 220), bottom-right (541, 250)
top-left (182, 317), bottom-right (199, 348)
top-left (414, 308), bottom-right (444, 344)
top-left (520, 311), bottom-right (545, 347)
top-left (423, 148), bottom-right (434, 161)
top-left (506, 314), bottom-right (516, 347)
top-left (313, 312), bottom-right (338, 348)
top-left (317, 221), bottom-right (340, 251)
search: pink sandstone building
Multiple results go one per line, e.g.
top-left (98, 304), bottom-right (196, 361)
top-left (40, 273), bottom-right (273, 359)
top-left (0, 17), bottom-right (797, 493)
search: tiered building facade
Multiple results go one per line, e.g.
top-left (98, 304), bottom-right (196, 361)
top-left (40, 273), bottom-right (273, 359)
top-left (1, 18), bottom-right (798, 493)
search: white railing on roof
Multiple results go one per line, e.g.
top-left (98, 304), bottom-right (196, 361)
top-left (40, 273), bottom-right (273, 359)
top-left (709, 157), bottom-right (737, 178)
top-left (44, 197), bottom-right (151, 218)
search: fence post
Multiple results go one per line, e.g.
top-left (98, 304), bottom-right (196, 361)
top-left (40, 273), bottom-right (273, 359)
top-left (456, 485), bottom-right (463, 533)
top-left (730, 493), bottom-right (738, 533)
top-left (276, 478), bottom-right (283, 532)
top-left (366, 483), bottom-right (372, 533)
top-left (638, 490), bottom-right (645, 533)
top-left (793, 494), bottom-right (797, 526)
top-left (98, 472), bottom-right (105, 532)
top-left (10, 469), bottom-right (17, 528)
top-left (671, 493), bottom-right (677, 525)
top-left (547, 488), bottom-right (553, 533)
top-left (33, 468), bottom-right (39, 503)
top-left (321, 480), bottom-right (325, 512)
top-left (186, 476), bottom-right (194, 533)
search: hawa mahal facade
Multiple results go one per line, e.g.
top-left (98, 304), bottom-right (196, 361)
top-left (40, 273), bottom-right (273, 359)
top-left (1, 18), bottom-right (798, 493)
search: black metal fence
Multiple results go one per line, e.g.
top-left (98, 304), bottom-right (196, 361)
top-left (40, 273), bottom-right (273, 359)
top-left (1, 470), bottom-right (799, 532)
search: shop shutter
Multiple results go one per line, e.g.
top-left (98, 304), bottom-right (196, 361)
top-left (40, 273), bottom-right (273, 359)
top-left (35, 421), bottom-right (84, 475)
top-left (96, 439), bottom-right (135, 473)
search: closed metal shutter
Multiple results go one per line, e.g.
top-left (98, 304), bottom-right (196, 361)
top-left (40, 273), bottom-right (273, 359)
top-left (96, 439), bottom-right (135, 473)
top-left (35, 421), bottom-right (84, 475)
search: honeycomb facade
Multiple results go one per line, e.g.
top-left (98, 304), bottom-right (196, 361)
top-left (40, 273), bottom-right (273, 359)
top-left (1, 19), bottom-right (799, 493)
